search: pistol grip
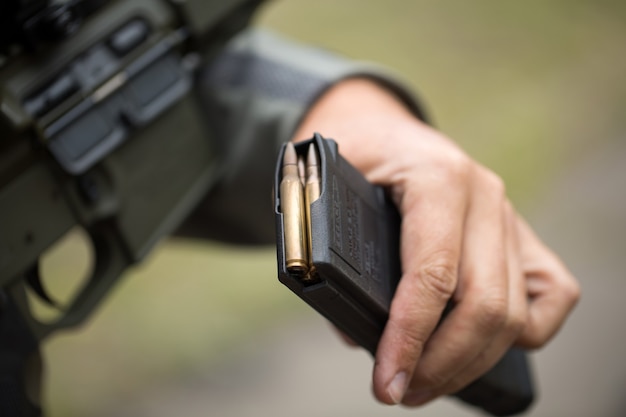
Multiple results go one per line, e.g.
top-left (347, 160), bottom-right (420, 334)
top-left (0, 290), bottom-right (43, 417)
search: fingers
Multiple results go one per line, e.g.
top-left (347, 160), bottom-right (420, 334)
top-left (401, 170), bottom-right (528, 405)
top-left (372, 155), bottom-right (470, 405)
top-left (372, 150), bottom-right (578, 408)
top-left (514, 216), bottom-right (580, 348)
top-left (403, 199), bottom-right (528, 405)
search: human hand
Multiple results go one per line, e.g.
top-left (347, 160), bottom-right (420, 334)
top-left (292, 78), bottom-right (580, 406)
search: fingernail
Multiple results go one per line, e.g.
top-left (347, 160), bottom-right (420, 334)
top-left (403, 388), bottom-right (433, 406)
top-left (387, 372), bottom-right (408, 404)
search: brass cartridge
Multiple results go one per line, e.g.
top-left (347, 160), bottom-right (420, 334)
top-left (297, 155), bottom-right (306, 186)
top-left (280, 142), bottom-right (309, 276)
top-left (305, 143), bottom-right (321, 205)
top-left (303, 144), bottom-right (321, 282)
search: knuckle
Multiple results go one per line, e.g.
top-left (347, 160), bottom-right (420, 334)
top-left (418, 255), bottom-right (458, 301)
top-left (445, 152), bottom-right (472, 181)
top-left (473, 296), bottom-right (508, 333)
top-left (429, 149), bottom-right (472, 185)
top-left (564, 278), bottom-right (582, 307)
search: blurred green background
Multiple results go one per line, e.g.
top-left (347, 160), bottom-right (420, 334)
top-left (43, 1), bottom-right (626, 416)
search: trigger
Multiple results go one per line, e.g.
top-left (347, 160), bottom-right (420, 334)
top-left (25, 263), bottom-right (61, 309)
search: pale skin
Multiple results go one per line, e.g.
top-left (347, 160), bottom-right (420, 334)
top-left (292, 78), bottom-right (580, 407)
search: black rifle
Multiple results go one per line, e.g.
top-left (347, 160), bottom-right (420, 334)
top-left (1, 1), bottom-right (534, 415)
top-left (0, 1), bottom-right (263, 415)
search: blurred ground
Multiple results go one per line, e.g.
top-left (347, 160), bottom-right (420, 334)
top-left (41, 1), bottom-right (626, 417)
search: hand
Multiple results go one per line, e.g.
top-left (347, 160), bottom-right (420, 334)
top-left (292, 78), bottom-right (580, 406)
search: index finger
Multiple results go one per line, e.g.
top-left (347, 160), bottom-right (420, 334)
top-left (372, 175), bottom-right (467, 404)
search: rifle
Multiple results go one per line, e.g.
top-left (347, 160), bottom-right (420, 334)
top-left (0, 1), bottom-right (263, 414)
top-left (1, 1), bottom-right (535, 415)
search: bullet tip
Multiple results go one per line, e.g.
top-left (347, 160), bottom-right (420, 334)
top-left (306, 143), bottom-right (319, 168)
top-left (283, 142), bottom-right (298, 166)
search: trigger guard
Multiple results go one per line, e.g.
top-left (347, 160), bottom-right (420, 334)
top-left (25, 263), bottom-right (62, 310)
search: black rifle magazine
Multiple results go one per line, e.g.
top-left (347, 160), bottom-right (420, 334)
top-left (274, 133), bottom-right (534, 416)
